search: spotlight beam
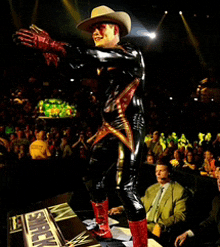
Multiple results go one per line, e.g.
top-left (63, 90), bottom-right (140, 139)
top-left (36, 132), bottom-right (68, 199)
top-left (62, 0), bottom-right (81, 24)
top-left (180, 13), bottom-right (206, 68)
top-left (146, 13), bottom-right (167, 50)
top-left (31, 0), bottom-right (39, 24)
top-left (8, 0), bottom-right (21, 29)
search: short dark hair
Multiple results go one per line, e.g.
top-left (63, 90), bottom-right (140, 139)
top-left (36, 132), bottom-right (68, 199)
top-left (156, 155), bottom-right (172, 173)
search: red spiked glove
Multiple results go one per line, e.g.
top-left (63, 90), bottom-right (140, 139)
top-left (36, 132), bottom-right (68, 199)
top-left (14, 24), bottom-right (68, 66)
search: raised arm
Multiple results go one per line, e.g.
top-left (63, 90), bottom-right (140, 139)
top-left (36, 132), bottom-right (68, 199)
top-left (13, 24), bottom-right (68, 67)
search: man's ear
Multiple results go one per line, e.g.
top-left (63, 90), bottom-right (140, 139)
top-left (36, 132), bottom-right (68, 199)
top-left (114, 25), bottom-right (120, 35)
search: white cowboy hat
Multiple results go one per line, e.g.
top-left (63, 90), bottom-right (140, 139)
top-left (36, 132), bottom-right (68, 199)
top-left (77, 5), bottom-right (131, 37)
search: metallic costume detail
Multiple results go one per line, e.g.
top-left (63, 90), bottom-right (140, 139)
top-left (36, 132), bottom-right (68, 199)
top-left (93, 78), bottom-right (140, 152)
top-left (116, 142), bottom-right (125, 188)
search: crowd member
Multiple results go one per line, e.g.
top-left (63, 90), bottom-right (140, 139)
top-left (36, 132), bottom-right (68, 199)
top-left (12, 144), bottom-right (20, 159)
top-left (175, 167), bottom-right (220, 247)
top-left (182, 151), bottom-right (197, 171)
top-left (50, 139), bottom-right (62, 159)
top-left (12, 130), bottom-right (30, 149)
top-left (9, 133), bottom-right (17, 151)
top-left (194, 145), bottom-right (204, 169)
top-left (170, 150), bottom-right (184, 169)
top-left (72, 132), bottom-right (88, 151)
top-left (146, 131), bottom-right (163, 159)
top-left (29, 130), bottom-right (51, 160)
top-left (144, 152), bottom-right (156, 165)
top-left (60, 136), bottom-right (73, 159)
top-left (18, 144), bottom-right (29, 160)
top-left (109, 157), bottom-right (188, 246)
top-left (200, 150), bottom-right (217, 177)
top-left (137, 152), bottom-right (157, 196)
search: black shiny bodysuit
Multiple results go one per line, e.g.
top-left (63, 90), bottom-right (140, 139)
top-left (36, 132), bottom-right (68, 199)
top-left (64, 42), bottom-right (146, 221)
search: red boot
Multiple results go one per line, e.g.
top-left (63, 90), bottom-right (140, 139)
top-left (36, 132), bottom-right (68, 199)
top-left (91, 199), bottom-right (113, 239)
top-left (129, 218), bottom-right (148, 247)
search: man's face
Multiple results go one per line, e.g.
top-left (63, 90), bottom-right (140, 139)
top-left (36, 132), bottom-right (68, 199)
top-left (155, 164), bottom-right (170, 185)
top-left (92, 23), bottom-right (118, 48)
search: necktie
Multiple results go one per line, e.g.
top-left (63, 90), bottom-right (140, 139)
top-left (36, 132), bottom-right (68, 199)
top-left (148, 187), bottom-right (164, 223)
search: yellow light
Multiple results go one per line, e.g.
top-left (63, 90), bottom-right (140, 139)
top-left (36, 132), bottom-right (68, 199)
top-left (148, 32), bottom-right (156, 39)
top-left (62, 0), bottom-right (81, 23)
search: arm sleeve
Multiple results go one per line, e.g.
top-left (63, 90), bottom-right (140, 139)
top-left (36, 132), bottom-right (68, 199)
top-left (62, 43), bottom-right (141, 68)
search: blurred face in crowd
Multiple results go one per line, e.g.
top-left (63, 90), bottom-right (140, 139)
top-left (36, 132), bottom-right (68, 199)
top-left (155, 164), bottom-right (170, 185)
top-left (187, 152), bottom-right (193, 163)
top-left (92, 23), bottom-right (119, 48)
top-left (152, 131), bottom-right (159, 142)
top-left (205, 151), bottom-right (213, 161)
top-left (174, 150), bottom-right (181, 160)
top-left (146, 155), bottom-right (155, 165)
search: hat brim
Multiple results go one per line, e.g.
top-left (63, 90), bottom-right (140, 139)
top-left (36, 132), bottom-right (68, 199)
top-left (76, 11), bottom-right (131, 37)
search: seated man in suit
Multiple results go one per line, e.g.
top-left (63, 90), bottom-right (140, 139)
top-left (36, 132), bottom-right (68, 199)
top-left (175, 167), bottom-right (220, 247)
top-left (109, 157), bottom-right (188, 245)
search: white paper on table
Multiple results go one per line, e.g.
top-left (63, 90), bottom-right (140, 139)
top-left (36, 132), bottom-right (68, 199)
top-left (122, 238), bottom-right (163, 247)
top-left (82, 219), bottom-right (94, 225)
top-left (122, 241), bottom-right (133, 247)
top-left (108, 217), bottom-right (120, 226)
top-left (82, 217), bottom-right (119, 226)
top-left (111, 226), bottom-right (131, 241)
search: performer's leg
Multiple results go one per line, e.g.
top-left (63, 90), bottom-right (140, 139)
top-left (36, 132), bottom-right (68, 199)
top-left (84, 137), bottom-right (118, 239)
top-left (116, 141), bottom-right (148, 247)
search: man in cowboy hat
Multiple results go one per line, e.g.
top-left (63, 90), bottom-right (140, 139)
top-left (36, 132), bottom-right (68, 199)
top-left (13, 5), bottom-right (148, 246)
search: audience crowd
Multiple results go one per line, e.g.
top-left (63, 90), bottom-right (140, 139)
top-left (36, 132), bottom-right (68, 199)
top-left (0, 80), bottom-right (220, 181)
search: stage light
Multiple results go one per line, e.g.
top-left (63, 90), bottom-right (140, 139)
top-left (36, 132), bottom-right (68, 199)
top-left (169, 97), bottom-right (173, 100)
top-left (179, 11), bottom-right (183, 15)
top-left (148, 32), bottom-right (156, 39)
top-left (194, 98), bottom-right (198, 101)
top-left (165, 11), bottom-right (168, 14)
top-left (136, 30), bottom-right (156, 39)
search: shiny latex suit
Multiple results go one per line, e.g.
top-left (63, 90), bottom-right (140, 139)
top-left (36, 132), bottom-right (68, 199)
top-left (13, 26), bottom-right (147, 228)
top-left (63, 43), bottom-right (147, 222)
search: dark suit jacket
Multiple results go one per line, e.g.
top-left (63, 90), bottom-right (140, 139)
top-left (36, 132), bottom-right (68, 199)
top-left (193, 194), bottom-right (220, 243)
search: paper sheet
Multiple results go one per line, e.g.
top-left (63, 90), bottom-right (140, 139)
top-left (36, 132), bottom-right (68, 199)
top-left (111, 226), bottom-right (131, 241)
top-left (83, 217), bottom-right (119, 226)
